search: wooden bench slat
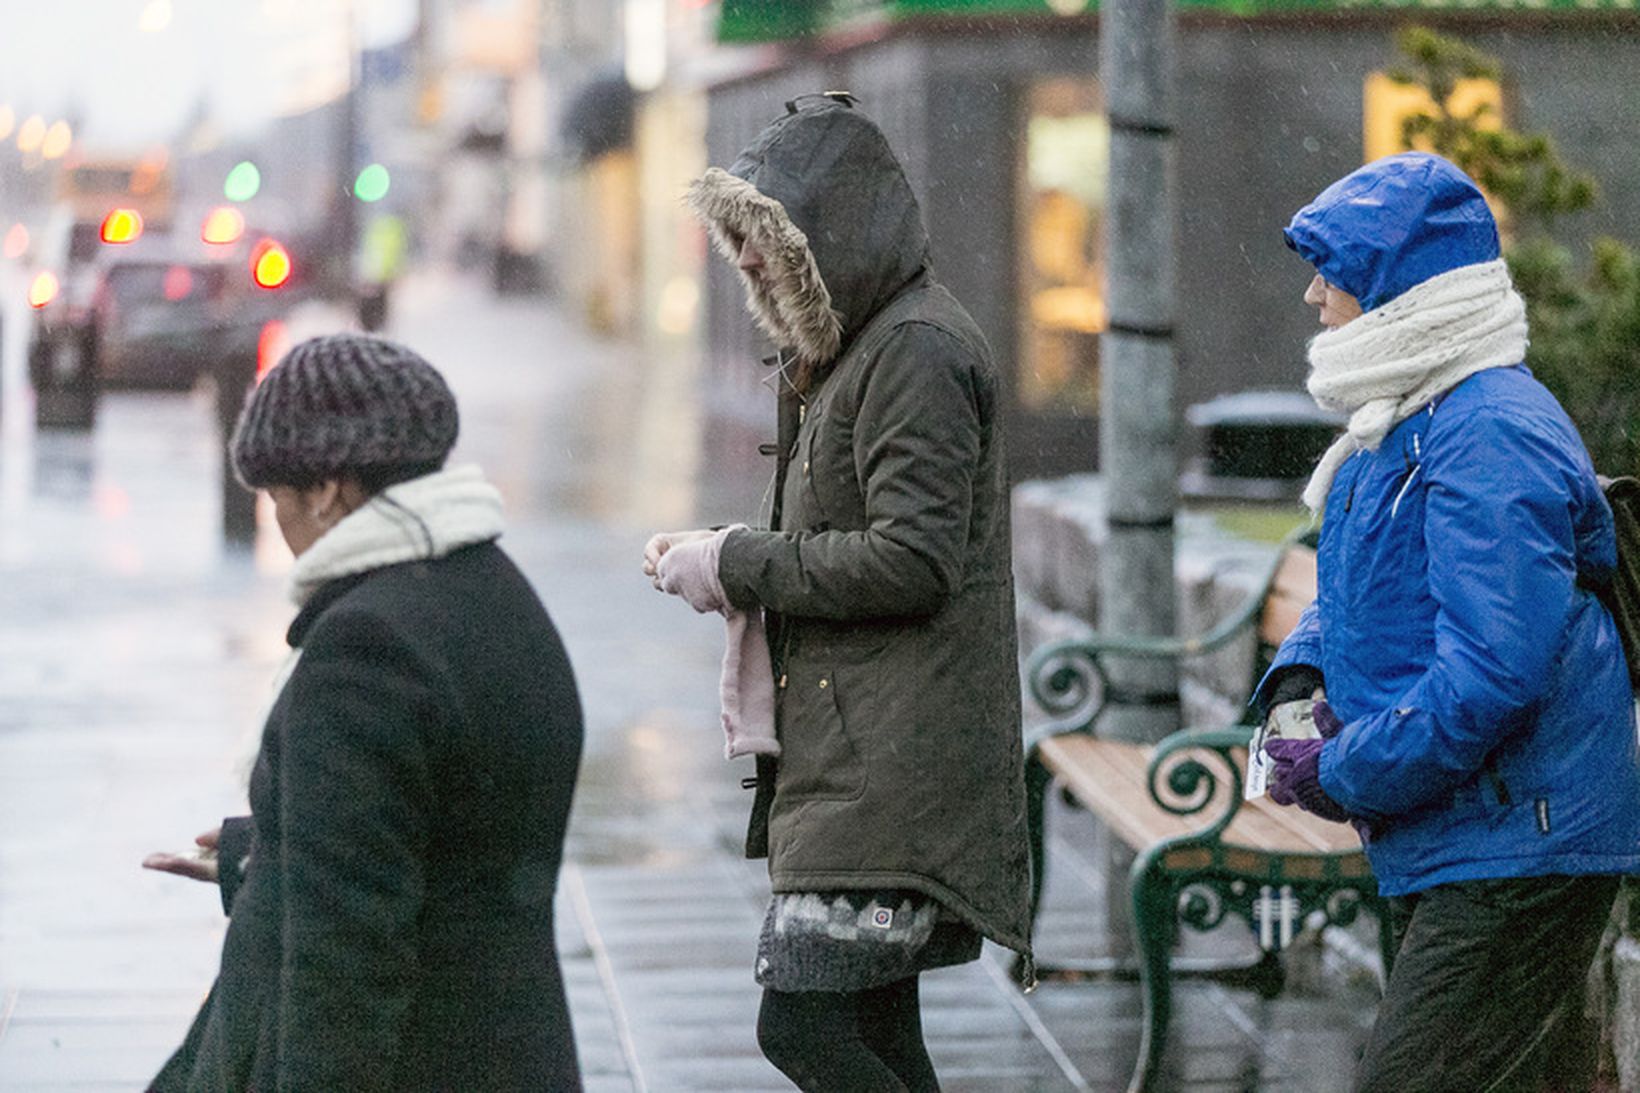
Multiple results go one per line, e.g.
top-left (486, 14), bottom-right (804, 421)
top-left (1246, 796), bottom-right (1362, 854)
top-left (1040, 737), bottom-right (1202, 849)
top-left (1258, 547), bottom-right (1318, 647)
top-left (1038, 734), bottom-right (1364, 862)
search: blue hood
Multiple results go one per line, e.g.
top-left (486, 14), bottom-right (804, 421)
top-left (1285, 153), bottom-right (1500, 311)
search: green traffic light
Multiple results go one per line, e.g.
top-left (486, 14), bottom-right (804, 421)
top-left (225, 161), bottom-right (261, 202)
top-left (354, 164), bottom-right (390, 203)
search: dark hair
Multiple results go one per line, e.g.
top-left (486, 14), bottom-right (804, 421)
top-left (352, 460), bottom-right (448, 496)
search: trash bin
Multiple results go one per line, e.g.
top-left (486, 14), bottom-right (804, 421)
top-left (1181, 390), bottom-right (1345, 501)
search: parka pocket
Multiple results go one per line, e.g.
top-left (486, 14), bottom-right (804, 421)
top-left (775, 667), bottom-right (868, 801)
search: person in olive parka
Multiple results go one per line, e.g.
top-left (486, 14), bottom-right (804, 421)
top-left (644, 94), bottom-right (1032, 1091)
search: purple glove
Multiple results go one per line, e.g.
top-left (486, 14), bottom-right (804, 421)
top-left (1312, 698), bottom-right (1344, 740)
top-left (1307, 700), bottom-right (1373, 844)
top-left (1264, 737), bottom-right (1352, 823)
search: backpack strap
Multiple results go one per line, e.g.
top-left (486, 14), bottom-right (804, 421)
top-left (1599, 476), bottom-right (1640, 691)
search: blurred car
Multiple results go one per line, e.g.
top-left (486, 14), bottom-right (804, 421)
top-left (25, 211), bottom-right (110, 427)
top-left (91, 244), bottom-right (235, 389)
top-left (31, 209), bottom-right (302, 406)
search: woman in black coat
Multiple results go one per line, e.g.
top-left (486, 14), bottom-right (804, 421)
top-left (147, 334), bottom-right (584, 1091)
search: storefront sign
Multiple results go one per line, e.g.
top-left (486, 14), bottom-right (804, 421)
top-left (718, 0), bottom-right (1635, 41)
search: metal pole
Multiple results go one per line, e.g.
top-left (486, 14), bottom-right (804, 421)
top-left (335, 1), bottom-right (361, 299)
top-left (215, 333), bottom-right (258, 545)
top-left (1100, 0), bottom-right (1179, 743)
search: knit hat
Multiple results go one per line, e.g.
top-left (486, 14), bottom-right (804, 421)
top-left (230, 333), bottom-right (459, 489)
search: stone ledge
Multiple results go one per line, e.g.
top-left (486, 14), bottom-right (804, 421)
top-left (1013, 475), bottom-right (1287, 726)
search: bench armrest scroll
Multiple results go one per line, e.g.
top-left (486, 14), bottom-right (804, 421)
top-left (1025, 638), bottom-right (1112, 738)
top-left (1145, 728), bottom-right (1255, 843)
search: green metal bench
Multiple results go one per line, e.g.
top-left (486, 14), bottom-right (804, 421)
top-left (1021, 536), bottom-right (1393, 1093)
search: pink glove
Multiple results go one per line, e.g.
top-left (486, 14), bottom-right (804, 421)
top-left (656, 530), bottom-right (729, 614)
top-left (643, 529), bottom-right (715, 578)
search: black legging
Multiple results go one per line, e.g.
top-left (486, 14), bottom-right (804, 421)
top-left (756, 976), bottom-right (939, 1092)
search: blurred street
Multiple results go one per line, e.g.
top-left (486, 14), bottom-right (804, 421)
top-left (2, 0), bottom-right (1637, 1087)
top-left (0, 275), bottom-right (1380, 1092)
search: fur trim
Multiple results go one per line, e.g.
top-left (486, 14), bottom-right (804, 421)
top-left (688, 167), bottom-right (843, 371)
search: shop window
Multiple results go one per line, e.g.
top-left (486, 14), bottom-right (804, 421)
top-left (1364, 72), bottom-right (1502, 236)
top-left (1018, 79), bottom-right (1108, 415)
top-left (1363, 72), bottom-right (1503, 161)
top-left (1363, 71), bottom-right (1507, 231)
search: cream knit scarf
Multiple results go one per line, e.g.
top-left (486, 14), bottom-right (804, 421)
top-left (289, 463), bottom-right (505, 605)
top-left (1303, 259), bottom-right (1528, 512)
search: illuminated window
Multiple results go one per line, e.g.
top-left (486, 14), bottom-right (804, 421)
top-left (1017, 80), bottom-right (1108, 415)
top-left (1363, 72), bottom-right (1507, 230)
top-left (1363, 72), bottom-right (1503, 163)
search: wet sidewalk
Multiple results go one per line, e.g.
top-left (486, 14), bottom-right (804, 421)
top-left (0, 275), bottom-right (1377, 1091)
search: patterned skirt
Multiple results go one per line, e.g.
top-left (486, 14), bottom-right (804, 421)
top-left (754, 889), bottom-right (984, 993)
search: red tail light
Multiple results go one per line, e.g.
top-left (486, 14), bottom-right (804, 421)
top-left (257, 319), bottom-right (287, 381)
top-left (100, 208), bottom-right (143, 244)
top-left (163, 265), bottom-right (194, 302)
top-left (28, 271), bottom-right (59, 309)
top-left (3, 223), bottom-right (28, 259)
top-left (251, 239), bottom-right (291, 289)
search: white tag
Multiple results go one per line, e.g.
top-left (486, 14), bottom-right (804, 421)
top-left (1245, 700), bottom-right (1322, 801)
top-left (1245, 721), bottom-right (1273, 801)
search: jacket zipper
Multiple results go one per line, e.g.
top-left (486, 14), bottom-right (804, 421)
top-left (1390, 465), bottom-right (1421, 518)
top-left (1388, 432), bottom-right (1425, 519)
top-left (770, 393), bottom-right (806, 695)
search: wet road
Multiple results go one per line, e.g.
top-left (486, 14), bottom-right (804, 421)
top-left (0, 274), bottom-right (1377, 1091)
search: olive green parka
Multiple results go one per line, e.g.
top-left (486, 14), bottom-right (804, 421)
top-left (689, 97), bottom-right (1032, 962)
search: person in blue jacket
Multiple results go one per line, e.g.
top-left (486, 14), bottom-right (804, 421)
top-left (1258, 152), bottom-right (1640, 1091)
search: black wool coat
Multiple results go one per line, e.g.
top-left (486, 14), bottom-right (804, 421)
top-left (153, 542), bottom-right (584, 1092)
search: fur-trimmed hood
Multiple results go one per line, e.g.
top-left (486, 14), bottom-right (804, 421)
top-left (688, 97), bottom-right (930, 384)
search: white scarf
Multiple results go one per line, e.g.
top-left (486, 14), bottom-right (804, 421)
top-left (289, 463), bottom-right (506, 605)
top-left (1302, 259), bottom-right (1529, 512)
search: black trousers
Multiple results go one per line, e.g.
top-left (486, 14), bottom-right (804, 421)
top-left (1356, 874), bottom-right (1620, 1093)
top-left (757, 976), bottom-right (938, 1092)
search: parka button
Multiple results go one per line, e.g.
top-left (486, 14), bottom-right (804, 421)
top-left (802, 461), bottom-right (810, 475)
top-left (818, 678), bottom-right (829, 689)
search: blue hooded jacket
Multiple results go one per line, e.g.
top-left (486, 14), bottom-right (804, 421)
top-left (1261, 154), bottom-right (1640, 897)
